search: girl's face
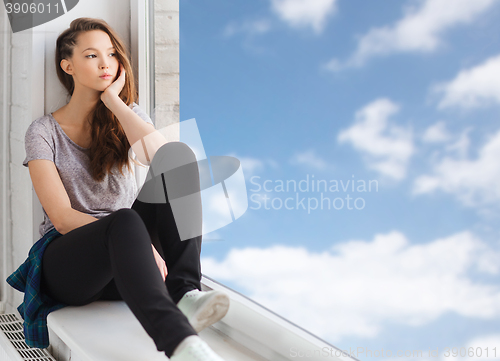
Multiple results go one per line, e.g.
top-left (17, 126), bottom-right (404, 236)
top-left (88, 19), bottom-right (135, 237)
top-left (63, 30), bottom-right (120, 93)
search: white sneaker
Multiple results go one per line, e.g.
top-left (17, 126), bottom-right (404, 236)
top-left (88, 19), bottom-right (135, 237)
top-left (176, 289), bottom-right (230, 332)
top-left (170, 336), bottom-right (225, 361)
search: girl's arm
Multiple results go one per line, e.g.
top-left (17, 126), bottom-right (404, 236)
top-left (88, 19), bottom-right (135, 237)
top-left (101, 64), bottom-right (167, 165)
top-left (102, 95), bottom-right (167, 165)
top-left (28, 159), bottom-right (98, 235)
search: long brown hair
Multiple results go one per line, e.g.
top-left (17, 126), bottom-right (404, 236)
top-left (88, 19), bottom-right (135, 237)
top-left (55, 17), bottom-right (139, 182)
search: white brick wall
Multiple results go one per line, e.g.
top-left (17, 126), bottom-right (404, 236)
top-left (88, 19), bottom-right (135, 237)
top-left (154, 0), bottom-right (180, 133)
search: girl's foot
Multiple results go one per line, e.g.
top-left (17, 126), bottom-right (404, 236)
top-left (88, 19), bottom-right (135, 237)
top-left (170, 335), bottom-right (225, 361)
top-left (176, 289), bottom-right (230, 332)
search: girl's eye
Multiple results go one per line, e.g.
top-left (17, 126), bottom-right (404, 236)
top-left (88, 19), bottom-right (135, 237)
top-left (85, 53), bottom-right (116, 59)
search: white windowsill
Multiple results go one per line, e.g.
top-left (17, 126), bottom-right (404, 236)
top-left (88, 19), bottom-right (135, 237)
top-left (46, 276), bottom-right (351, 361)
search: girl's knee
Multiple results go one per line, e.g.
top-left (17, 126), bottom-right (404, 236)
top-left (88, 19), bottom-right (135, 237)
top-left (105, 208), bottom-right (152, 251)
top-left (156, 141), bottom-right (196, 162)
top-left (149, 142), bottom-right (199, 183)
top-left (108, 208), bottom-right (145, 235)
top-left (112, 208), bottom-right (141, 222)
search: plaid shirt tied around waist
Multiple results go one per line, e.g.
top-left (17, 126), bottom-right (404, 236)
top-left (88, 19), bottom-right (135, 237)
top-left (6, 227), bottom-right (67, 349)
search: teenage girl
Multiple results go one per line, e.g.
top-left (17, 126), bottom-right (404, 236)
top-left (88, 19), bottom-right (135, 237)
top-left (17, 17), bottom-right (229, 360)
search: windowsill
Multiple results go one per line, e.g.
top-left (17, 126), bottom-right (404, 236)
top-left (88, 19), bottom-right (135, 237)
top-left (46, 276), bottom-right (343, 361)
top-left (47, 300), bottom-right (166, 361)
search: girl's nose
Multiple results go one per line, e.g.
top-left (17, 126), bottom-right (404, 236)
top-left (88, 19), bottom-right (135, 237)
top-left (99, 59), bottom-right (110, 69)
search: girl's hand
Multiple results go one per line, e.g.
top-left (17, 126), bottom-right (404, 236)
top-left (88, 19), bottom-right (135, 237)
top-left (101, 63), bottom-right (125, 105)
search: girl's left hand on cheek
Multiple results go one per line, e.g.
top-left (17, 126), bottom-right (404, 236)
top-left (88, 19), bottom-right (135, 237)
top-left (101, 64), bottom-right (125, 103)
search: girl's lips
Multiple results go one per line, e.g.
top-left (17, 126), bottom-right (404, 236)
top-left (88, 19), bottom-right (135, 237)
top-left (100, 75), bottom-right (112, 79)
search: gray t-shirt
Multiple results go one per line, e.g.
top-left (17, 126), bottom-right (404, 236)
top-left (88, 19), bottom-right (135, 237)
top-left (23, 102), bottom-right (154, 237)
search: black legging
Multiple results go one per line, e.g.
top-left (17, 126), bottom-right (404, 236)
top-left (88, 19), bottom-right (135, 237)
top-left (40, 142), bottom-right (202, 357)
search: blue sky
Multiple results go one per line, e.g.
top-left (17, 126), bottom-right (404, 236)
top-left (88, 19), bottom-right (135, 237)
top-left (180, 0), bottom-right (500, 359)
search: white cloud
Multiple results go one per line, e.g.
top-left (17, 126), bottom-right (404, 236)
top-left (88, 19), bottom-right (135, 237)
top-left (270, 0), bottom-right (338, 33)
top-left (413, 128), bottom-right (500, 207)
top-left (238, 156), bottom-right (265, 177)
top-left (433, 54), bottom-right (500, 110)
top-left (457, 334), bottom-right (500, 361)
top-left (324, 0), bottom-right (496, 71)
top-left (422, 121), bottom-right (451, 143)
top-left (337, 98), bottom-right (414, 180)
top-left (202, 230), bottom-right (500, 342)
top-left (289, 149), bottom-right (331, 171)
top-left (223, 18), bottom-right (272, 38)
top-left (444, 127), bottom-right (472, 158)
top-left (225, 0), bottom-right (337, 40)
top-left (226, 154), bottom-right (278, 180)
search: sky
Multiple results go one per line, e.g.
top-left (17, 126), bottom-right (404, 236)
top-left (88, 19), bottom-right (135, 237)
top-left (179, 0), bottom-right (500, 360)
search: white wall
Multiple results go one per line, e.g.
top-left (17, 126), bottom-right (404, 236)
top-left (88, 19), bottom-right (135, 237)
top-left (1, 0), bottom-right (180, 315)
top-left (0, 1), bottom-right (13, 314)
top-left (0, 8), bottom-right (46, 314)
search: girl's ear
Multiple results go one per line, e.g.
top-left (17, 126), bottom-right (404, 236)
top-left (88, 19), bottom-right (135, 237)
top-left (60, 59), bottom-right (74, 75)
